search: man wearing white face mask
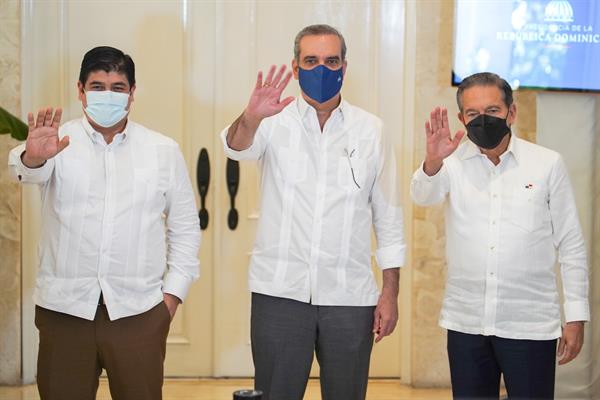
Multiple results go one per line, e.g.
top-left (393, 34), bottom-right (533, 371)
top-left (8, 46), bottom-right (200, 400)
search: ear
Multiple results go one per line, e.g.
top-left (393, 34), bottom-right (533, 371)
top-left (126, 85), bottom-right (136, 110)
top-left (342, 60), bottom-right (348, 77)
top-left (507, 103), bottom-right (517, 126)
top-left (457, 111), bottom-right (465, 126)
top-left (77, 81), bottom-right (85, 103)
top-left (292, 58), bottom-right (299, 80)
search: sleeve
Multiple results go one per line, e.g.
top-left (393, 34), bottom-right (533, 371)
top-left (409, 160), bottom-right (450, 206)
top-left (371, 122), bottom-right (406, 269)
top-left (162, 145), bottom-right (202, 302)
top-left (7, 143), bottom-right (55, 184)
top-left (548, 155), bottom-right (590, 322)
top-left (219, 118), bottom-right (270, 161)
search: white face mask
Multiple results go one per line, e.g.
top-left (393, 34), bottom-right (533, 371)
top-left (84, 90), bottom-right (130, 128)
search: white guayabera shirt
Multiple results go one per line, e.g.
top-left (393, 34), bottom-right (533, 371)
top-left (221, 97), bottom-right (406, 306)
top-left (411, 136), bottom-right (589, 340)
top-left (9, 117), bottom-right (201, 321)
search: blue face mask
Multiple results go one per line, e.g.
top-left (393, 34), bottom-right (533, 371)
top-left (298, 65), bottom-right (343, 103)
top-left (84, 90), bottom-right (130, 128)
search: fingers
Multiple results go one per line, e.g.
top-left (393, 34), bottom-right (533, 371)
top-left (441, 108), bottom-right (449, 130)
top-left (279, 96), bottom-right (295, 109)
top-left (43, 107), bottom-right (53, 126)
top-left (558, 345), bottom-right (575, 365)
top-left (255, 71), bottom-right (263, 90)
top-left (271, 64), bottom-right (287, 88)
top-left (27, 112), bottom-right (35, 130)
top-left (452, 130), bottom-right (465, 146)
top-left (558, 339), bottom-right (583, 365)
top-left (430, 107), bottom-right (441, 133)
top-left (425, 121), bottom-right (432, 137)
top-left (276, 71), bottom-right (293, 92)
top-left (372, 309), bottom-right (381, 335)
top-left (57, 136), bottom-right (70, 154)
top-left (557, 337), bottom-right (565, 357)
top-left (264, 65), bottom-right (276, 86)
top-left (35, 109), bottom-right (45, 129)
top-left (51, 108), bottom-right (62, 129)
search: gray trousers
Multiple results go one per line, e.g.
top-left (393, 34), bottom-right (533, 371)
top-left (251, 293), bottom-right (375, 400)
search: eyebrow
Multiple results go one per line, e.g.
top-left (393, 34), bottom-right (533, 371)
top-left (302, 55), bottom-right (341, 62)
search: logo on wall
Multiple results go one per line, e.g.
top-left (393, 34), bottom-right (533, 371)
top-left (544, 0), bottom-right (574, 23)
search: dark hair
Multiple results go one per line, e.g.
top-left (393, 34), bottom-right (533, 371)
top-left (456, 72), bottom-right (513, 112)
top-left (79, 46), bottom-right (135, 87)
top-left (294, 24), bottom-right (347, 61)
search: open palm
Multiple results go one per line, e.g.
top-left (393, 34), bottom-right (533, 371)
top-left (25, 107), bottom-right (69, 166)
top-left (245, 64), bottom-right (294, 121)
top-left (426, 107), bottom-right (464, 161)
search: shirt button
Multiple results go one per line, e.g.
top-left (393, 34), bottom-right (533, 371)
top-left (490, 246), bottom-right (495, 250)
top-left (492, 220), bottom-right (496, 225)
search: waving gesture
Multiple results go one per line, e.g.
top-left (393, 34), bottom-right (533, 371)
top-left (227, 65), bottom-right (294, 151)
top-left (23, 107), bottom-right (69, 168)
top-left (423, 107), bottom-right (464, 176)
top-left (245, 65), bottom-right (294, 121)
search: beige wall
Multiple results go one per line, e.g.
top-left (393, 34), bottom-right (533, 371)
top-left (0, 0), bottom-right (22, 385)
top-left (410, 0), bottom-right (539, 387)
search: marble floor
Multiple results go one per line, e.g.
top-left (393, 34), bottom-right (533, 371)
top-left (0, 378), bottom-right (452, 400)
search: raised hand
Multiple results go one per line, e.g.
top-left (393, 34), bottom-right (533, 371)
top-left (23, 107), bottom-right (69, 168)
top-left (226, 65), bottom-right (295, 151)
top-left (423, 107), bottom-right (464, 176)
top-left (244, 64), bottom-right (294, 123)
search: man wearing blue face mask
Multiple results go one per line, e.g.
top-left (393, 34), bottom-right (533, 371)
top-left (220, 24), bottom-right (406, 400)
top-left (411, 72), bottom-right (589, 399)
top-left (8, 46), bottom-right (200, 400)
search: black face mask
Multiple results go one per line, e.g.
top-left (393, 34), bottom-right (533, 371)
top-left (465, 113), bottom-right (511, 149)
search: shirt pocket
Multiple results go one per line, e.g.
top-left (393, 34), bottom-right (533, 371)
top-left (509, 184), bottom-right (549, 233)
top-left (276, 147), bottom-right (308, 184)
top-left (337, 156), bottom-right (367, 191)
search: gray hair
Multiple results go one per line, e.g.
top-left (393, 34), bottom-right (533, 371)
top-left (293, 24), bottom-right (347, 61)
top-left (456, 72), bottom-right (513, 112)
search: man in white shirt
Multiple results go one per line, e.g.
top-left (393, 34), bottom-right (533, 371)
top-left (221, 24), bottom-right (405, 400)
top-left (411, 72), bottom-right (589, 399)
top-left (8, 46), bottom-right (200, 400)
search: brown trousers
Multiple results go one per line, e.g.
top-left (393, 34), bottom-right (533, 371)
top-left (35, 302), bottom-right (171, 400)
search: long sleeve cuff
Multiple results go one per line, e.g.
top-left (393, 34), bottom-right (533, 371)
top-left (220, 126), bottom-right (261, 161)
top-left (163, 271), bottom-right (194, 303)
top-left (564, 300), bottom-right (590, 323)
top-left (413, 160), bottom-right (443, 183)
top-left (376, 244), bottom-right (406, 269)
top-left (8, 144), bottom-right (54, 183)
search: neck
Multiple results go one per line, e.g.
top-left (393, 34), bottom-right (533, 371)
top-left (480, 133), bottom-right (511, 166)
top-left (87, 117), bottom-right (128, 144)
top-left (302, 92), bottom-right (341, 131)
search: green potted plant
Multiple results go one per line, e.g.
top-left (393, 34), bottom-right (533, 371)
top-left (0, 107), bottom-right (28, 140)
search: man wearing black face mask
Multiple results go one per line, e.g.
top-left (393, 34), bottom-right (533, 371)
top-left (410, 72), bottom-right (588, 399)
top-left (220, 24), bottom-right (406, 400)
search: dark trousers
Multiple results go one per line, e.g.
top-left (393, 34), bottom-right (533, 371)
top-left (35, 302), bottom-right (171, 400)
top-left (447, 330), bottom-right (557, 400)
top-left (251, 293), bottom-right (375, 400)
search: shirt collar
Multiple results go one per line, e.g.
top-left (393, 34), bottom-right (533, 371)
top-left (296, 95), bottom-right (347, 123)
top-left (81, 116), bottom-right (130, 145)
top-left (460, 133), bottom-right (519, 163)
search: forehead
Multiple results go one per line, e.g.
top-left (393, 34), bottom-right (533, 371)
top-left (84, 70), bottom-right (129, 86)
top-left (299, 34), bottom-right (342, 57)
top-left (461, 85), bottom-right (505, 109)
